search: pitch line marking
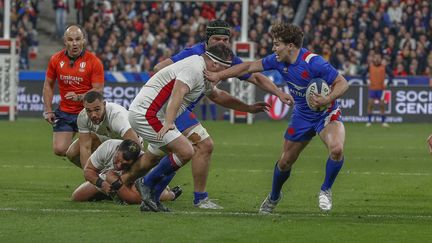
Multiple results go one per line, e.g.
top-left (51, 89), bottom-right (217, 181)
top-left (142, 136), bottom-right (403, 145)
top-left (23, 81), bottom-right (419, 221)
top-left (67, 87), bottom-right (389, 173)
top-left (1, 207), bottom-right (432, 220)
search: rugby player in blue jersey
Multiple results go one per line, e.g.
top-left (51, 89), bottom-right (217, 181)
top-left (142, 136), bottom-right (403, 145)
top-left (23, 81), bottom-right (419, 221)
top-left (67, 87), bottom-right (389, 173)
top-left (135, 20), bottom-right (294, 210)
top-left (205, 23), bottom-right (349, 213)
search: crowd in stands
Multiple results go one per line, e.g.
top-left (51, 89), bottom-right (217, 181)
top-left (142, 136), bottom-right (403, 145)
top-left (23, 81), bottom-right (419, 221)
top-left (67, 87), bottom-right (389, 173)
top-left (302, 0), bottom-right (431, 77)
top-left (1, 0), bottom-right (40, 70)
top-left (80, 0), bottom-right (430, 77)
top-left (81, 0), bottom-right (301, 74)
top-left (2, 0), bottom-right (431, 77)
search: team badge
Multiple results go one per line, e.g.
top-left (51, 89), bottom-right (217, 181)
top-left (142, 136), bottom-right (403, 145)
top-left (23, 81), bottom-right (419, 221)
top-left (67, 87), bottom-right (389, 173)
top-left (79, 62), bottom-right (86, 72)
top-left (60, 61), bottom-right (65, 68)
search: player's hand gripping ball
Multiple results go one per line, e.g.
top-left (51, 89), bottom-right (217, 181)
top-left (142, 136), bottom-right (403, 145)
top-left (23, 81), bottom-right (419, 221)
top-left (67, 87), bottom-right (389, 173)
top-left (306, 78), bottom-right (331, 111)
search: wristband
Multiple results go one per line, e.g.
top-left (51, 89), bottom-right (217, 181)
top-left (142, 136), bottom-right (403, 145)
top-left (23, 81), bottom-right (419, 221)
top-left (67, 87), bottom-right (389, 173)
top-left (111, 178), bottom-right (123, 191)
top-left (95, 177), bottom-right (104, 188)
top-left (43, 111), bottom-right (54, 119)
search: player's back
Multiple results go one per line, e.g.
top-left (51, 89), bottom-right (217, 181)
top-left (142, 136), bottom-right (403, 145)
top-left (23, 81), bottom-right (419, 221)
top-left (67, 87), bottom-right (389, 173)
top-left (130, 55), bottom-right (208, 116)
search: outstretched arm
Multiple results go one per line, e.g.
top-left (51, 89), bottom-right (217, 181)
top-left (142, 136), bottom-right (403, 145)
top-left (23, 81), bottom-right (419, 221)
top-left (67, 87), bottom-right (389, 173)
top-left (207, 87), bottom-right (270, 113)
top-left (246, 73), bottom-right (294, 106)
top-left (204, 60), bottom-right (264, 83)
top-left (153, 59), bottom-right (174, 73)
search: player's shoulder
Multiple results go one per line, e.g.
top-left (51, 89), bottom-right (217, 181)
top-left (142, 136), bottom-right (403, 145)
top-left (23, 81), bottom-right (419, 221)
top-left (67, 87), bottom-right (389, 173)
top-left (189, 42), bottom-right (206, 53)
top-left (49, 49), bottom-right (66, 62)
top-left (83, 51), bottom-right (101, 62)
top-left (300, 48), bottom-right (321, 64)
top-left (106, 102), bottom-right (127, 114)
top-left (102, 139), bottom-right (123, 148)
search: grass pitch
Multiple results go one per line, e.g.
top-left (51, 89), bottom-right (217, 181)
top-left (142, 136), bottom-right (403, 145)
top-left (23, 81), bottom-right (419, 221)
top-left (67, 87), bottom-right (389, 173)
top-left (0, 119), bottom-right (431, 242)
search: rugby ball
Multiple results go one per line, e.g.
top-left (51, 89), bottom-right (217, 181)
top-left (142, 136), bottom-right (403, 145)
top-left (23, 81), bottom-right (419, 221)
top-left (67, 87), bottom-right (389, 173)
top-left (306, 78), bottom-right (331, 111)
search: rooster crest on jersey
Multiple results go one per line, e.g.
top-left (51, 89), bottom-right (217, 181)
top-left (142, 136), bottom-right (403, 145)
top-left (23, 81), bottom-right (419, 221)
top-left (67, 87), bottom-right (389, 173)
top-left (306, 78), bottom-right (331, 112)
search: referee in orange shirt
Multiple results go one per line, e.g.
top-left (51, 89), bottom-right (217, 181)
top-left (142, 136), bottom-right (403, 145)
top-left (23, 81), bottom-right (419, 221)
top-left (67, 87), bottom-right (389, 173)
top-left (43, 24), bottom-right (104, 164)
top-left (363, 52), bottom-right (393, 127)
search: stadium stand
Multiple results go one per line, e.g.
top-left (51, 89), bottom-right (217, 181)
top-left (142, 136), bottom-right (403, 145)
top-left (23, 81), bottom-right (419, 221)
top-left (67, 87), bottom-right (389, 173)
top-left (78, 0), bottom-right (430, 76)
top-left (1, 0), bottom-right (40, 70)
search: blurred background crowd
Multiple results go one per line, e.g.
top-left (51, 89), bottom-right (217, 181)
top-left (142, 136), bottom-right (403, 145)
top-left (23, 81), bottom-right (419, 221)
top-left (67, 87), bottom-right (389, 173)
top-left (1, 0), bottom-right (431, 76)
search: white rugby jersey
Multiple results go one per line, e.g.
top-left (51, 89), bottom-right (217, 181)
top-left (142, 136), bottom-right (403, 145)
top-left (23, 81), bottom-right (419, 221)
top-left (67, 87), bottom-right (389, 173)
top-left (129, 55), bottom-right (214, 118)
top-left (89, 139), bottom-right (122, 174)
top-left (77, 102), bottom-right (131, 138)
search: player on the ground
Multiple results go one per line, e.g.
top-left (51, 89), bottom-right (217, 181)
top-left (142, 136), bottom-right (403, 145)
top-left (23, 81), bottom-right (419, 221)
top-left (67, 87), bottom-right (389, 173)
top-left (68, 91), bottom-right (181, 200)
top-left (71, 139), bottom-right (181, 203)
top-left (362, 52), bottom-right (393, 127)
top-left (42, 24), bottom-right (104, 162)
top-left (205, 23), bottom-right (349, 213)
top-left (129, 44), bottom-right (270, 212)
top-left (142, 19), bottom-right (293, 209)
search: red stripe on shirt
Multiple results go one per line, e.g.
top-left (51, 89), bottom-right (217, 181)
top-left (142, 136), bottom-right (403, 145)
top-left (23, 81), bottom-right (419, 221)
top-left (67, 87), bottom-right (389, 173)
top-left (145, 79), bottom-right (176, 132)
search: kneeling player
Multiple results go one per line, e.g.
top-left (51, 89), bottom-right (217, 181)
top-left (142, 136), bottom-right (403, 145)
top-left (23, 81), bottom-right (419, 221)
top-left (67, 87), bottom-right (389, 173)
top-left (71, 139), bottom-right (181, 204)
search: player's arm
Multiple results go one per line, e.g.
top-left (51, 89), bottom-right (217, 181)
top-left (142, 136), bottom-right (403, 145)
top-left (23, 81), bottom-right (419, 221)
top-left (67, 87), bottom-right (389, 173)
top-left (204, 60), bottom-right (264, 83)
top-left (246, 73), bottom-right (294, 106)
top-left (207, 87), bottom-right (270, 113)
top-left (42, 77), bottom-right (56, 124)
top-left (153, 59), bottom-right (174, 73)
top-left (156, 80), bottom-right (190, 140)
top-left (122, 129), bottom-right (141, 147)
top-left (327, 74), bottom-right (349, 102)
top-left (79, 132), bottom-right (93, 169)
top-left (83, 159), bottom-right (111, 193)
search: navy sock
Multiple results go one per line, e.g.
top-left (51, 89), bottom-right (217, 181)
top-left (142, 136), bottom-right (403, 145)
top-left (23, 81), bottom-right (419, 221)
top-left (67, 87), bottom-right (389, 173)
top-left (321, 157), bottom-right (344, 191)
top-left (210, 104), bottom-right (217, 120)
top-left (381, 115), bottom-right (386, 123)
top-left (144, 155), bottom-right (179, 188)
top-left (193, 191), bottom-right (208, 205)
top-left (201, 104), bottom-right (207, 120)
top-left (153, 172), bottom-right (176, 202)
top-left (270, 162), bottom-right (291, 201)
top-left (368, 114), bottom-right (372, 123)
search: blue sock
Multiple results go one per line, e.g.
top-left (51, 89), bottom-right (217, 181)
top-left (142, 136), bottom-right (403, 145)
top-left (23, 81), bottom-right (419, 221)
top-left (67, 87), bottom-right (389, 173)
top-left (153, 172), bottom-right (176, 202)
top-left (368, 114), bottom-right (372, 123)
top-left (210, 104), bottom-right (217, 120)
top-left (381, 115), bottom-right (386, 123)
top-left (193, 191), bottom-right (208, 205)
top-left (201, 104), bottom-right (207, 120)
top-left (144, 155), bottom-right (178, 188)
top-left (270, 162), bottom-right (291, 201)
top-left (321, 157), bottom-right (344, 191)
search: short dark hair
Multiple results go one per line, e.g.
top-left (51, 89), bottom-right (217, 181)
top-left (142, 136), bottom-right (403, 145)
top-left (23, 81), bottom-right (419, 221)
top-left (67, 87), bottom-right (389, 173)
top-left (271, 23), bottom-right (304, 48)
top-left (83, 91), bottom-right (104, 103)
top-left (118, 139), bottom-right (141, 162)
top-left (206, 20), bottom-right (231, 42)
top-left (205, 43), bottom-right (233, 65)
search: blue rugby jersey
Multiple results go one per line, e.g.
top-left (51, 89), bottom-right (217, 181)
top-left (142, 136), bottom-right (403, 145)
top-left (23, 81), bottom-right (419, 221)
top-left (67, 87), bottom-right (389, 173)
top-left (262, 48), bottom-right (339, 120)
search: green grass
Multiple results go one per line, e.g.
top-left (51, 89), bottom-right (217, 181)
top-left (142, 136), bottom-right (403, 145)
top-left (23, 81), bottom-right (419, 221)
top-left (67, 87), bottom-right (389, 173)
top-left (0, 119), bottom-right (431, 242)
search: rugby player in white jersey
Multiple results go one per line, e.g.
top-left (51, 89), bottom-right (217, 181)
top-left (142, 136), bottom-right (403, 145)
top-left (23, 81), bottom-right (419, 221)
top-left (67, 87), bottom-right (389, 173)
top-left (72, 139), bottom-right (142, 203)
top-left (127, 44), bottom-right (270, 212)
top-left (69, 91), bottom-right (181, 202)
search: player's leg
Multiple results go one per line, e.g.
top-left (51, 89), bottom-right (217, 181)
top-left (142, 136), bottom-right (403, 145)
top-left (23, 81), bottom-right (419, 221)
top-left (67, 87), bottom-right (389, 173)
top-left (260, 116), bottom-right (314, 214)
top-left (71, 181), bottom-right (105, 202)
top-left (379, 90), bottom-right (389, 127)
top-left (175, 110), bottom-right (220, 208)
top-left (317, 118), bottom-right (346, 212)
top-left (52, 109), bottom-right (78, 156)
top-left (65, 138), bottom-right (81, 167)
top-left (366, 94), bottom-right (374, 127)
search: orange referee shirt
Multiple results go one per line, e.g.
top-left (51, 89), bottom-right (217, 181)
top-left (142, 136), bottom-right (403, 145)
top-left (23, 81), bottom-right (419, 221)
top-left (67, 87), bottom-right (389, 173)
top-left (46, 49), bottom-right (104, 114)
top-left (368, 64), bottom-right (386, 90)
